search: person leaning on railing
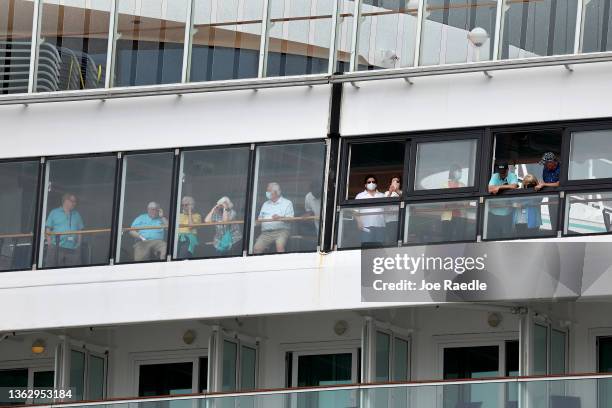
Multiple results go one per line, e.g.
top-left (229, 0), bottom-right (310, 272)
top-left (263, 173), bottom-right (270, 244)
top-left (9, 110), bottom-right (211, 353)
top-left (253, 183), bottom-right (294, 254)
top-left (204, 196), bottom-right (242, 255)
top-left (512, 174), bottom-right (543, 236)
top-left (177, 196), bottom-right (202, 258)
top-left (129, 202), bottom-right (168, 262)
top-left (45, 193), bottom-right (84, 267)
top-left (487, 161), bottom-right (519, 238)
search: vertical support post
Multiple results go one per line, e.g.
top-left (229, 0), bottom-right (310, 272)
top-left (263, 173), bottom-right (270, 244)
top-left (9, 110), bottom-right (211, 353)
top-left (328, 0), bottom-right (341, 75)
top-left (492, 0), bottom-right (505, 60)
top-left (105, 0), bottom-right (119, 88)
top-left (27, 0), bottom-right (43, 93)
top-left (574, 0), bottom-right (585, 54)
top-left (349, 0), bottom-right (362, 71)
top-left (182, 0), bottom-right (196, 83)
top-left (413, 0), bottom-right (426, 67)
top-left (258, 0), bottom-right (272, 78)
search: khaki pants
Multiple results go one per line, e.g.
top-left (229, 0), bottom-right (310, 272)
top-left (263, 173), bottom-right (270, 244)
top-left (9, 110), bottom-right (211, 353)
top-left (133, 240), bottom-right (167, 261)
top-left (46, 245), bottom-right (81, 267)
top-left (253, 229), bottom-right (289, 254)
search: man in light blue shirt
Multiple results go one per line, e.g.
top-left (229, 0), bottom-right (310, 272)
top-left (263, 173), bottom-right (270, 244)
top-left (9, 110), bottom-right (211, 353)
top-left (487, 161), bottom-right (519, 239)
top-left (129, 201), bottom-right (168, 261)
top-left (45, 193), bottom-right (84, 267)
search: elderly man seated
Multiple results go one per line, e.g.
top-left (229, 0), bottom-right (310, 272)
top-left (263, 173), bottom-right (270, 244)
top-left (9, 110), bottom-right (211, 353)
top-left (130, 201), bottom-right (168, 261)
top-left (253, 182), bottom-right (294, 254)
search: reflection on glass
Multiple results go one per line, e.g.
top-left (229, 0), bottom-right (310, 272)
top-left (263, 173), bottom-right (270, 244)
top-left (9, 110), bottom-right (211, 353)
top-left (70, 350), bottom-right (86, 401)
top-left (37, 0), bottom-right (110, 92)
top-left (117, 153), bottom-right (174, 263)
top-left (393, 337), bottom-right (409, 381)
top-left (0, 0), bottom-right (34, 94)
top-left (115, 0), bottom-right (188, 86)
top-left (500, 0), bottom-right (577, 59)
top-left (357, 0), bottom-right (418, 70)
top-left (581, 0), bottom-right (612, 53)
top-left (41, 156), bottom-right (116, 268)
top-left (266, 0), bottom-right (333, 76)
top-left (414, 139), bottom-right (477, 190)
top-left (484, 194), bottom-right (558, 240)
top-left (569, 130), bottom-right (612, 180)
top-left (87, 355), bottom-right (105, 400)
top-left (335, 0), bottom-right (354, 72)
top-left (0, 161), bottom-right (39, 271)
top-left (551, 329), bottom-right (566, 375)
top-left (420, 0), bottom-right (497, 66)
top-left (337, 205), bottom-right (399, 248)
top-left (190, 0), bottom-right (263, 82)
top-left (240, 346), bottom-right (256, 390)
top-left (565, 192), bottom-right (612, 235)
top-left (175, 148), bottom-right (249, 259)
top-left (222, 340), bottom-right (238, 392)
top-left (347, 141), bottom-right (405, 199)
top-left (375, 331), bottom-right (390, 382)
top-left (533, 324), bottom-right (548, 375)
top-left (250, 142), bottom-right (326, 254)
top-left (405, 200), bottom-right (477, 244)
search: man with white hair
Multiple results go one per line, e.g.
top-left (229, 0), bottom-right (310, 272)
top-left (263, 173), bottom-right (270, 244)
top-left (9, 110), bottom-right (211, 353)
top-left (130, 201), bottom-right (168, 261)
top-left (253, 182), bottom-right (294, 254)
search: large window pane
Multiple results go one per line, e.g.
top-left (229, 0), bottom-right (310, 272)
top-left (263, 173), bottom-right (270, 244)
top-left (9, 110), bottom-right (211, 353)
top-left (375, 331), bottom-right (390, 382)
top-left (484, 194), bottom-right (559, 240)
top-left (0, 369), bottom-right (28, 405)
top-left (240, 346), bottom-right (256, 390)
top-left (175, 148), bottom-right (249, 259)
top-left (550, 329), bottom-right (566, 375)
top-left (420, 0), bottom-right (497, 66)
top-left (250, 142), bottom-right (326, 254)
top-left (357, 0), bottom-right (418, 70)
top-left (37, 0), bottom-right (110, 92)
top-left (222, 340), bottom-right (237, 392)
top-left (115, 0), bottom-right (188, 86)
top-left (533, 324), bottom-right (548, 376)
top-left (569, 130), bottom-right (612, 180)
top-left (414, 139), bottom-right (477, 190)
top-left (190, 0), bottom-right (263, 82)
top-left (337, 205), bottom-right (399, 248)
top-left (0, 161), bottom-right (39, 271)
top-left (393, 337), bottom-right (409, 381)
top-left (266, 0), bottom-right (333, 77)
top-left (0, 0), bottom-right (34, 94)
top-left (117, 152), bottom-right (174, 263)
top-left (405, 200), bottom-right (478, 244)
top-left (500, 0), bottom-right (577, 59)
top-left (565, 192), bottom-right (612, 235)
top-left (346, 141), bottom-right (405, 200)
top-left (581, 0), bottom-right (612, 53)
top-left (70, 350), bottom-right (85, 401)
top-left (41, 156), bottom-right (116, 268)
top-left (87, 355), bottom-right (105, 400)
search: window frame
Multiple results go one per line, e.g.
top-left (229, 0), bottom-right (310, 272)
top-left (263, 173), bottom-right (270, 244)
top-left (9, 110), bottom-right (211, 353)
top-left (335, 200), bottom-right (403, 250)
top-left (562, 187), bottom-right (612, 238)
top-left (564, 122), bottom-right (612, 186)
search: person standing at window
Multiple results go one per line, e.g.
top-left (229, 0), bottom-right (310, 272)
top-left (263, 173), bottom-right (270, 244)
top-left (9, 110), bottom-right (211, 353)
top-left (304, 180), bottom-right (322, 233)
top-left (534, 152), bottom-right (561, 191)
top-left (356, 175), bottom-right (386, 245)
top-left (45, 193), bottom-right (84, 267)
top-left (253, 183), bottom-right (294, 254)
top-left (177, 196), bottom-right (202, 258)
top-left (205, 196), bottom-right (242, 255)
top-left (487, 161), bottom-right (519, 238)
top-left (129, 202), bottom-right (168, 261)
top-left (383, 176), bottom-right (402, 243)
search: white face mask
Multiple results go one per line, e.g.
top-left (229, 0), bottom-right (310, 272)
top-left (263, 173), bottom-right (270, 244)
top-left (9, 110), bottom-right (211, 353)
top-left (265, 191), bottom-right (273, 200)
top-left (366, 182), bottom-right (377, 191)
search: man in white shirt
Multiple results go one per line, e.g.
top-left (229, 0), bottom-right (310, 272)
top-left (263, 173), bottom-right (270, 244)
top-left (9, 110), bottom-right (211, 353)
top-left (304, 180), bottom-right (321, 233)
top-left (355, 175), bottom-right (386, 245)
top-left (254, 182), bottom-right (294, 253)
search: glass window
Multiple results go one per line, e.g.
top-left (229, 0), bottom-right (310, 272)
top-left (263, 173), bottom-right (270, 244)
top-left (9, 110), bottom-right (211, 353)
top-left (375, 331), bottom-right (390, 382)
top-left (190, 0), bottom-right (263, 82)
top-left (393, 337), bottom-right (409, 381)
top-left (337, 204), bottom-right (400, 248)
top-left (240, 346), bottom-right (256, 390)
top-left (138, 362), bottom-right (193, 396)
top-left (0, 161), bottom-right (39, 271)
top-left (249, 142), bottom-right (326, 254)
top-left (550, 329), bottom-right (566, 375)
top-left (175, 148), bottom-right (249, 259)
top-left (565, 192), bottom-right (612, 235)
top-left (346, 141), bottom-right (405, 200)
top-left (297, 353), bottom-right (353, 386)
top-left (484, 194), bottom-right (559, 240)
top-left (41, 156), bottom-right (116, 268)
top-left (569, 130), bottom-right (612, 180)
top-left (405, 200), bottom-right (478, 244)
top-left (0, 0), bottom-right (34, 94)
top-left (114, 0), bottom-right (188, 86)
top-left (414, 139), bottom-right (477, 190)
top-left (37, 0), bottom-right (110, 92)
top-left (500, 0), bottom-right (577, 59)
top-left (117, 152), bottom-right (174, 263)
top-left (70, 350), bottom-right (85, 401)
top-left (357, 0), bottom-right (419, 71)
top-left (266, 0), bottom-right (333, 76)
top-left (533, 324), bottom-right (548, 376)
top-left (222, 340), bottom-right (238, 392)
top-left (0, 368), bottom-right (28, 405)
top-left (420, 0), bottom-right (497, 66)
top-left (335, 0), bottom-right (354, 72)
top-left (87, 355), bottom-right (105, 400)
top-left (581, 0), bottom-right (612, 53)
top-left (32, 371), bottom-right (54, 404)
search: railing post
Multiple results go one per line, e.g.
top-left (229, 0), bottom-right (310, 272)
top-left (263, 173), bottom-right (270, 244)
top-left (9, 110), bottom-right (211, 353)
top-left (328, 0), bottom-right (341, 75)
top-left (492, 0), bottom-right (505, 60)
top-left (413, 0), bottom-right (426, 67)
top-left (182, 0), bottom-right (196, 84)
top-left (27, 0), bottom-right (43, 93)
top-left (349, 0), bottom-right (362, 71)
top-left (105, 0), bottom-right (119, 89)
top-left (574, 0), bottom-right (585, 54)
top-left (258, 0), bottom-right (272, 78)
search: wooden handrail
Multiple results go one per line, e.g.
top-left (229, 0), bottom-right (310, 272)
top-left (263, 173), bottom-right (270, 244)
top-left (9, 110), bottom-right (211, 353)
top-left (0, 232), bottom-right (34, 239)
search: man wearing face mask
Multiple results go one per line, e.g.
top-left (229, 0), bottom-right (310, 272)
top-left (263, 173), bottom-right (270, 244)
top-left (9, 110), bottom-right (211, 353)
top-left (254, 182), bottom-right (294, 254)
top-left (355, 175), bottom-right (386, 245)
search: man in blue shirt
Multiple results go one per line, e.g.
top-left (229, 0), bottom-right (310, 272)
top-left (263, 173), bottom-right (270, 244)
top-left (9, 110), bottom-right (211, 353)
top-left (535, 152), bottom-right (561, 190)
top-left (129, 201), bottom-right (168, 261)
top-left (45, 193), bottom-right (84, 267)
top-left (487, 161), bottom-right (519, 239)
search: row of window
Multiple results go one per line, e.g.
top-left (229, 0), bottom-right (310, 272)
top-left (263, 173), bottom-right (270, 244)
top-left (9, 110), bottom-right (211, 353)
top-left (0, 142), bottom-right (326, 272)
top-left (2, 0), bottom-right (612, 93)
